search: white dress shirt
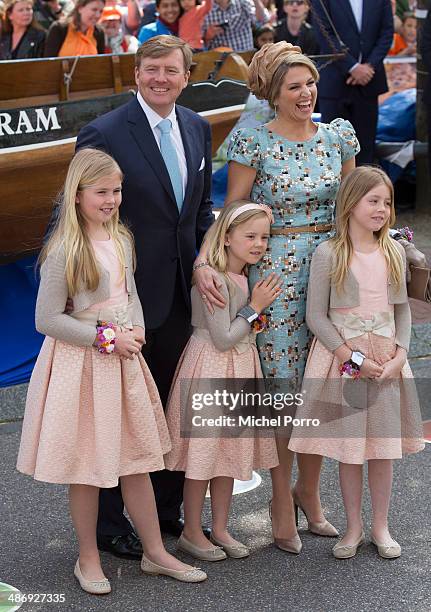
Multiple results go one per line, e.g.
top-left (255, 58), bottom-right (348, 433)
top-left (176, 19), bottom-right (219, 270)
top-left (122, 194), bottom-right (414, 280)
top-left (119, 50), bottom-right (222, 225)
top-left (137, 91), bottom-right (188, 197)
top-left (348, 0), bottom-right (363, 69)
top-left (349, 0), bottom-right (363, 31)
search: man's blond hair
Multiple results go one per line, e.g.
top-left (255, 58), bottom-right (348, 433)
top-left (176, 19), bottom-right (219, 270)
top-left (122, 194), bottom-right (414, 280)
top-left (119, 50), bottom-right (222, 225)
top-left (135, 35), bottom-right (193, 72)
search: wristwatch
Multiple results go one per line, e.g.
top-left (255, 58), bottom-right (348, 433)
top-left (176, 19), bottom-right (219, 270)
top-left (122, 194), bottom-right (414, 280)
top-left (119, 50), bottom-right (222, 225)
top-left (351, 351), bottom-right (366, 368)
top-left (238, 305), bottom-right (259, 324)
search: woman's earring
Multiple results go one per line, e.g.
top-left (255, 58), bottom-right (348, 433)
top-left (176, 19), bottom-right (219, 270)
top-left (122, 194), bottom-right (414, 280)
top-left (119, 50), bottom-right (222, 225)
top-left (274, 103), bottom-right (278, 117)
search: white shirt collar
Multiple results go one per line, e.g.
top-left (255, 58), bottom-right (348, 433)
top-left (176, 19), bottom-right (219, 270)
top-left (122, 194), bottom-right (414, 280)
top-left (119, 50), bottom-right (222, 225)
top-left (136, 91), bottom-right (178, 131)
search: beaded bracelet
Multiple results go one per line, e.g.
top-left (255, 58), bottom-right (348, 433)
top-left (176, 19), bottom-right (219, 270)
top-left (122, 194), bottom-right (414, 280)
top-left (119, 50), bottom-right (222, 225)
top-left (95, 321), bottom-right (116, 354)
top-left (339, 360), bottom-right (360, 380)
top-left (192, 261), bottom-right (209, 272)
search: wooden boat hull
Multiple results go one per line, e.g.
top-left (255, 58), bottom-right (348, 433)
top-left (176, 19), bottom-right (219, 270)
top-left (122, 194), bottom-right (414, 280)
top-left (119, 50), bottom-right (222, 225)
top-left (0, 52), bottom-right (251, 262)
top-left (0, 104), bottom-right (244, 262)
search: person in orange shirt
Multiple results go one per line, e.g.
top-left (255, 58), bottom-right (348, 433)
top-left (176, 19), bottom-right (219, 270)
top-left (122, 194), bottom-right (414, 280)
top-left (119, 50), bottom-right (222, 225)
top-left (388, 12), bottom-right (416, 56)
top-left (179, 0), bottom-right (212, 50)
top-left (44, 0), bottom-right (105, 56)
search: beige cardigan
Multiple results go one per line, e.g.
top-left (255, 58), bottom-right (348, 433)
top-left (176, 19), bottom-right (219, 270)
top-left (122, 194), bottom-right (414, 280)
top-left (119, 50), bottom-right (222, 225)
top-left (191, 272), bottom-right (252, 352)
top-left (35, 237), bottom-right (145, 347)
top-left (306, 239), bottom-right (411, 352)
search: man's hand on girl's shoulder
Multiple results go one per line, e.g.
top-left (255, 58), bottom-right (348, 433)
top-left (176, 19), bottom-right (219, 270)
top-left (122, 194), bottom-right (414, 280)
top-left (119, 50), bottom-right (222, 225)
top-left (193, 265), bottom-right (226, 313)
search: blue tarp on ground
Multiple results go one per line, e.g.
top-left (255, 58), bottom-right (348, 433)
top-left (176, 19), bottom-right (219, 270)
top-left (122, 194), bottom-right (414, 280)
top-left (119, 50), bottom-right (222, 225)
top-left (0, 255), bottom-right (43, 387)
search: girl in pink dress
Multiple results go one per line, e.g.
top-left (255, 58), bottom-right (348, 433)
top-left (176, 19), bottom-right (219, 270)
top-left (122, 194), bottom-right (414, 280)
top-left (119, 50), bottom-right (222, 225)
top-left (289, 167), bottom-right (424, 560)
top-left (165, 200), bottom-right (281, 561)
top-left (17, 148), bottom-right (207, 593)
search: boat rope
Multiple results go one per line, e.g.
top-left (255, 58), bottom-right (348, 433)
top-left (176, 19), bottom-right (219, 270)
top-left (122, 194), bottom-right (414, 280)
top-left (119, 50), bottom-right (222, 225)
top-left (63, 56), bottom-right (80, 97)
top-left (309, 0), bottom-right (349, 71)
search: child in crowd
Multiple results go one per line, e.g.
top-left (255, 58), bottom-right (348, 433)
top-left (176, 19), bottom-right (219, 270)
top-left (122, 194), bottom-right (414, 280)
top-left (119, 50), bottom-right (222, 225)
top-left (99, 5), bottom-right (138, 52)
top-left (289, 167), bottom-right (424, 559)
top-left (178, 0), bottom-right (211, 51)
top-left (389, 11), bottom-right (416, 56)
top-left (17, 149), bottom-right (207, 593)
top-left (165, 200), bottom-right (281, 561)
top-left (253, 23), bottom-right (274, 49)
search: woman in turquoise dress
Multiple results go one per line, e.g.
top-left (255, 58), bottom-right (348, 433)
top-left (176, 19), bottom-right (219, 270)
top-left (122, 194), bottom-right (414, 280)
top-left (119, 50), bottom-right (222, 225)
top-left (225, 42), bottom-right (360, 553)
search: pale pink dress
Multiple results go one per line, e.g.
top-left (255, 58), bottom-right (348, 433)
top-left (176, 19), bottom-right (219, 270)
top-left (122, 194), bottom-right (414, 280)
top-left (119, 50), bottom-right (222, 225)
top-left (164, 272), bottom-right (279, 480)
top-left (289, 249), bottom-right (424, 464)
top-left (17, 238), bottom-right (171, 487)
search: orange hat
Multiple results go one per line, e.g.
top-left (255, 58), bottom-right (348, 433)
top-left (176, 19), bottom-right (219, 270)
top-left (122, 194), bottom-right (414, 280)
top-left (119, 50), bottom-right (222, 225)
top-left (100, 6), bottom-right (122, 21)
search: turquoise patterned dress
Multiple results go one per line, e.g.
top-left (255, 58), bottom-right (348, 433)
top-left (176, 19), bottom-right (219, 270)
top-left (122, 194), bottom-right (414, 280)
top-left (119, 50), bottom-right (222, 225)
top-left (227, 118), bottom-right (360, 384)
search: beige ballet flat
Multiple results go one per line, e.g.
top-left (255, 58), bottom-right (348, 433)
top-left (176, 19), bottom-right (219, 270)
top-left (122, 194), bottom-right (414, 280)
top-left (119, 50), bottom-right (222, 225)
top-left (269, 500), bottom-right (302, 554)
top-left (292, 491), bottom-right (339, 537)
top-left (177, 533), bottom-right (227, 561)
top-left (370, 535), bottom-right (401, 559)
top-left (332, 532), bottom-right (365, 559)
top-left (210, 535), bottom-right (250, 559)
top-left (73, 560), bottom-right (111, 595)
top-left (141, 554), bottom-right (207, 582)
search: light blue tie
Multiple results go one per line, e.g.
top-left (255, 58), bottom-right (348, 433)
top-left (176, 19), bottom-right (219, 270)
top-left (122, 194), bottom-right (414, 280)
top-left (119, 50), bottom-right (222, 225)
top-left (157, 118), bottom-right (183, 212)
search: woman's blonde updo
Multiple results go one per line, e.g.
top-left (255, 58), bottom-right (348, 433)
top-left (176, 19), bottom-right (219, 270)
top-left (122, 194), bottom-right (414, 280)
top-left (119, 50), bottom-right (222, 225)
top-left (247, 41), bottom-right (319, 109)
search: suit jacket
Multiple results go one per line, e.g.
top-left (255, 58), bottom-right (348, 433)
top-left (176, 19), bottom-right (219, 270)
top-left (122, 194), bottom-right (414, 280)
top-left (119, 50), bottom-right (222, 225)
top-left (420, 10), bottom-right (431, 105)
top-left (311, 0), bottom-right (393, 98)
top-left (76, 96), bottom-right (214, 329)
top-left (0, 26), bottom-right (45, 60)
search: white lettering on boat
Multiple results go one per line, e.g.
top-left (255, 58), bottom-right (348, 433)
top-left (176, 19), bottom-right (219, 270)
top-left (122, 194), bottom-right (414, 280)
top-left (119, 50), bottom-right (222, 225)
top-left (0, 107), bottom-right (61, 136)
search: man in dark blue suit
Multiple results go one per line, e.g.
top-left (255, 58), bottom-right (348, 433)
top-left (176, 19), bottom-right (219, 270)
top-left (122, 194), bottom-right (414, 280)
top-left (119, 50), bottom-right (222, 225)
top-left (77, 35), bottom-right (214, 559)
top-left (311, 0), bottom-right (394, 164)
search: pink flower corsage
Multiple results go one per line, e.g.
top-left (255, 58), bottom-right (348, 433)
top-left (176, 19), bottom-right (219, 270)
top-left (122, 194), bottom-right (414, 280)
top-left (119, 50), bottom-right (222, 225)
top-left (96, 321), bottom-right (116, 354)
top-left (396, 226), bottom-right (414, 242)
top-left (339, 360), bottom-right (360, 380)
top-left (252, 314), bottom-right (268, 334)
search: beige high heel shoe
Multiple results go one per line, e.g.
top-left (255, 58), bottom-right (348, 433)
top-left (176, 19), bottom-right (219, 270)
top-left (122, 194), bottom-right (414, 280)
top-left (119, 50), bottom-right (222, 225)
top-left (73, 560), bottom-right (111, 595)
top-left (292, 491), bottom-right (339, 537)
top-left (269, 500), bottom-right (302, 554)
top-left (141, 554), bottom-right (207, 582)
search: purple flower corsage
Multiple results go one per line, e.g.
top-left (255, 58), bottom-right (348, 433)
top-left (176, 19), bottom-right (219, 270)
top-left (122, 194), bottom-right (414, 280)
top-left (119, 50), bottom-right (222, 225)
top-left (339, 360), bottom-right (360, 380)
top-left (396, 226), bottom-right (414, 243)
top-left (96, 321), bottom-right (116, 354)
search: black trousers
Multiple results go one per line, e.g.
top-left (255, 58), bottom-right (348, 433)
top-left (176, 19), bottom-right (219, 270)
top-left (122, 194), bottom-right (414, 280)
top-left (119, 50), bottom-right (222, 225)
top-left (319, 89), bottom-right (379, 166)
top-left (97, 272), bottom-right (192, 536)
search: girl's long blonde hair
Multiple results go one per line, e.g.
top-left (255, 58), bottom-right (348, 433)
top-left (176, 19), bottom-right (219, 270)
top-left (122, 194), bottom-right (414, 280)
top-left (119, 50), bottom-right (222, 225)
top-left (205, 200), bottom-right (269, 280)
top-left (39, 148), bottom-right (133, 296)
top-left (331, 166), bottom-right (403, 292)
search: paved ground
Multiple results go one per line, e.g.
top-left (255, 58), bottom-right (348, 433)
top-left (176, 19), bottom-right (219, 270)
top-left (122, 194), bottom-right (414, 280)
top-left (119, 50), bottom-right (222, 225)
top-left (1, 211), bottom-right (430, 612)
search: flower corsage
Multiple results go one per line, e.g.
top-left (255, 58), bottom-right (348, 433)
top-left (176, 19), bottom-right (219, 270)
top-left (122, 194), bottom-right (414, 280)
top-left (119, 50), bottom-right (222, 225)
top-left (395, 226), bottom-right (414, 242)
top-left (339, 360), bottom-right (360, 380)
top-left (252, 314), bottom-right (268, 334)
top-left (95, 321), bottom-right (116, 354)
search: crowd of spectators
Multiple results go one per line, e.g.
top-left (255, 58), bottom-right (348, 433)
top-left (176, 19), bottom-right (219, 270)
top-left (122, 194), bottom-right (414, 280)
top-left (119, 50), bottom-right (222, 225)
top-left (0, 0), bottom-right (419, 60)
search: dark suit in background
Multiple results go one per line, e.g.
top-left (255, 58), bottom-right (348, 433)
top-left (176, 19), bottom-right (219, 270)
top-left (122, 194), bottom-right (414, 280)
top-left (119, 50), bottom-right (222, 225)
top-left (77, 95), bottom-right (214, 536)
top-left (311, 0), bottom-right (393, 164)
top-left (420, 8), bottom-right (431, 179)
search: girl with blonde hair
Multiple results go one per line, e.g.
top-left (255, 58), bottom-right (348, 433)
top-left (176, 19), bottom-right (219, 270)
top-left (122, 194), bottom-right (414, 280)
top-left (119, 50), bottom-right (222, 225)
top-left (165, 200), bottom-right (281, 561)
top-left (17, 148), bottom-right (208, 592)
top-left (289, 166), bottom-right (424, 559)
